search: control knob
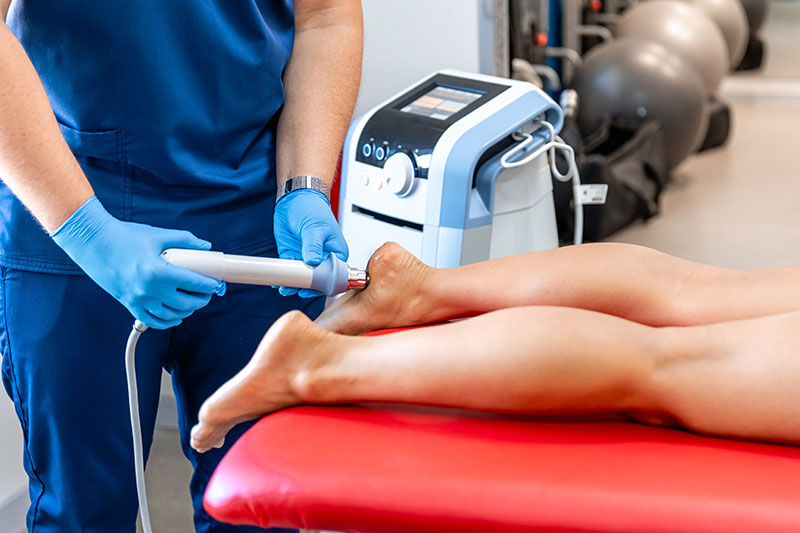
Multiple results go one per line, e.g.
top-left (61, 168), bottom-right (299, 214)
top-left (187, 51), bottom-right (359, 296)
top-left (382, 152), bottom-right (416, 197)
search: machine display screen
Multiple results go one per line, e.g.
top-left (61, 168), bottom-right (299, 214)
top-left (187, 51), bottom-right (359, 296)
top-left (399, 85), bottom-right (483, 120)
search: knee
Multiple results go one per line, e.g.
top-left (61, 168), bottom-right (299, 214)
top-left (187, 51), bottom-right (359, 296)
top-left (623, 326), bottom-right (689, 419)
top-left (625, 245), bottom-right (703, 326)
top-left (633, 325), bottom-right (717, 427)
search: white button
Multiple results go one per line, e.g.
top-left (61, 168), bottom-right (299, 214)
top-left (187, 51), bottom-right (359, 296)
top-left (362, 175), bottom-right (370, 187)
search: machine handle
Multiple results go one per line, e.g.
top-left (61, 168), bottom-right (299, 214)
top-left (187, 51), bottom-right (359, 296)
top-left (500, 129), bottom-right (553, 169)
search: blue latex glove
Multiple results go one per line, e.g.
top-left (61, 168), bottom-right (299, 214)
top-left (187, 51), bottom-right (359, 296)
top-left (273, 188), bottom-right (348, 298)
top-left (51, 196), bottom-right (226, 329)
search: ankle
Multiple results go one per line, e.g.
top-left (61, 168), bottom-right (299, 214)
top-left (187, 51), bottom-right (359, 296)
top-left (289, 335), bottom-right (347, 404)
top-left (414, 266), bottom-right (474, 324)
top-left (290, 368), bottom-right (319, 404)
top-left (402, 264), bottom-right (437, 325)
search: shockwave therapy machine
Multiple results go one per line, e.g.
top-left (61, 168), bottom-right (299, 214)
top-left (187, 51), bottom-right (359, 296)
top-left (124, 251), bottom-right (368, 533)
top-left (339, 69), bottom-right (587, 270)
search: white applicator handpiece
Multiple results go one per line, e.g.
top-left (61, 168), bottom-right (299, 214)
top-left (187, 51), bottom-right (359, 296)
top-left (127, 249), bottom-right (368, 533)
top-left (160, 248), bottom-right (369, 295)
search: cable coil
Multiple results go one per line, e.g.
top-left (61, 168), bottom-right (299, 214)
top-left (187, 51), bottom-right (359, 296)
top-left (500, 120), bottom-right (584, 245)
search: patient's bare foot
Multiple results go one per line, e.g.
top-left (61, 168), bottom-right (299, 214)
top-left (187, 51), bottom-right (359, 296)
top-left (190, 311), bottom-right (337, 453)
top-left (316, 242), bottom-right (433, 335)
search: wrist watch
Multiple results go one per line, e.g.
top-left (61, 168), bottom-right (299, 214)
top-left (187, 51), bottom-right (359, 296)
top-left (276, 175), bottom-right (331, 204)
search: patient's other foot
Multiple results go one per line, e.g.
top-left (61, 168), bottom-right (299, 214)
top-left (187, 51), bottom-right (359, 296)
top-left (316, 242), bottom-right (432, 335)
top-left (190, 311), bottom-right (335, 453)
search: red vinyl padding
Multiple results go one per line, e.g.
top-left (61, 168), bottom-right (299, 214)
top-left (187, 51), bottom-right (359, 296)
top-left (204, 329), bottom-right (800, 532)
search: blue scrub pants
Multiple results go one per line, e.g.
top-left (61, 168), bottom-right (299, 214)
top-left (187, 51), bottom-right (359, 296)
top-left (0, 265), bottom-right (322, 532)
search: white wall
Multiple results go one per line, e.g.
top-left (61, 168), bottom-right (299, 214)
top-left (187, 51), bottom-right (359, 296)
top-left (354, 0), bottom-right (492, 118)
top-left (0, 393), bottom-right (28, 532)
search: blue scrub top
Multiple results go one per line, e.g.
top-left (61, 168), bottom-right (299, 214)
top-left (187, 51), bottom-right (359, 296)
top-left (0, 1), bottom-right (295, 273)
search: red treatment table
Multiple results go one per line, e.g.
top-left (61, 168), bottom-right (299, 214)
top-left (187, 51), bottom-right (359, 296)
top-left (204, 328), bottom-right (800, 533)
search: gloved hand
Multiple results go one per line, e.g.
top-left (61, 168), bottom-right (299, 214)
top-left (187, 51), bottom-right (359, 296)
top-left (51, 196), bottom-right (226, 329)
top-left (273, 188), bottom-right (348, 298)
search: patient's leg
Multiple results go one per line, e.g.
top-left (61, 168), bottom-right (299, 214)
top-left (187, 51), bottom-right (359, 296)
top-left (318, 242), bottom-right (800, 334)
top-left (191, 308), bottom-right (800, 452)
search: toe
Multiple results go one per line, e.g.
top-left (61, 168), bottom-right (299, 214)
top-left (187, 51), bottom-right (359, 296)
top-left (190, 423), bottom-right (212, 452)
top-left (191, 421), bottom-right (227, 453)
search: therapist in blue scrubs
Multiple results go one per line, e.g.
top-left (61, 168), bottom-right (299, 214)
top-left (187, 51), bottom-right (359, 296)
top-left (0, 0), bottom-right (362, 531)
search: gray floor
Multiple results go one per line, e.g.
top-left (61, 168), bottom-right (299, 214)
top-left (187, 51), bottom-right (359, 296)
top-left (612, 97), bottom-right (800, 269)
top-left (139, 428), bottom-right (195, 533)
top-left (141, 6), bottom-right (800, 533)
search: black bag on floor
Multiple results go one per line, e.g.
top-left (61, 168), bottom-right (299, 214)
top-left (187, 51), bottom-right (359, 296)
top-left (553, 119), bottom-right (670, 244)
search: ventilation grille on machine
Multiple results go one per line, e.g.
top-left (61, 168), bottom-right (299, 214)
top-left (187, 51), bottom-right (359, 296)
top-left (351, 205), bottom-right (424, 232)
